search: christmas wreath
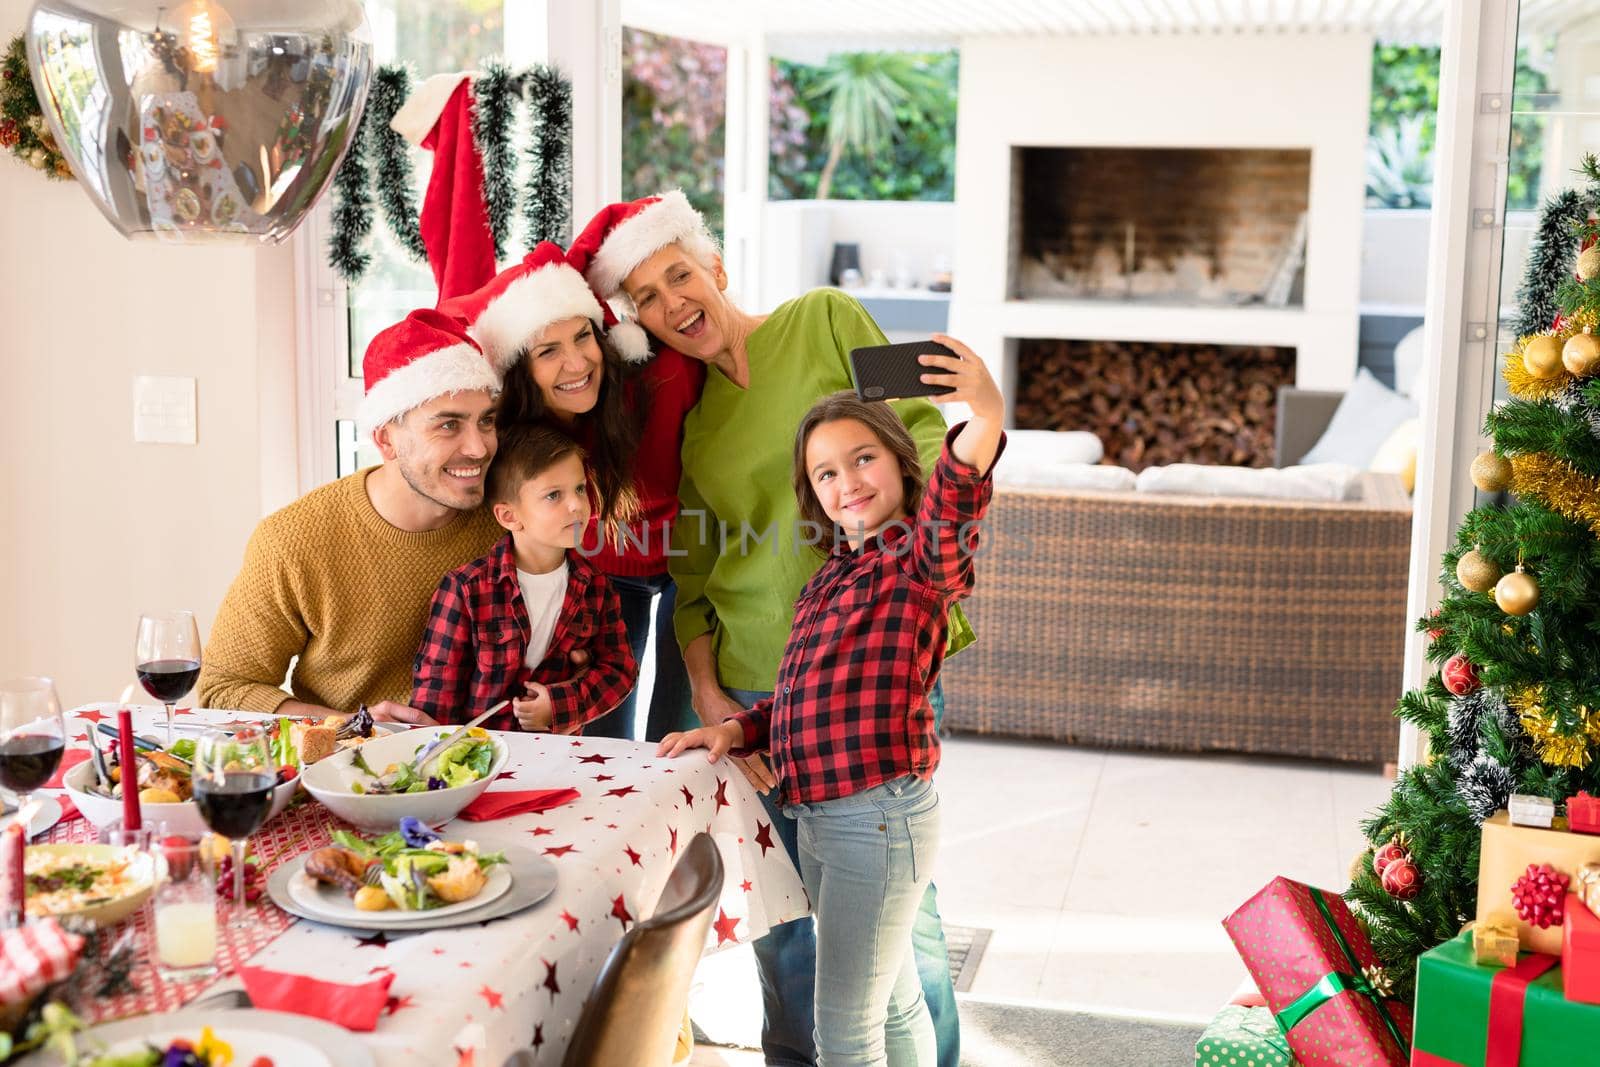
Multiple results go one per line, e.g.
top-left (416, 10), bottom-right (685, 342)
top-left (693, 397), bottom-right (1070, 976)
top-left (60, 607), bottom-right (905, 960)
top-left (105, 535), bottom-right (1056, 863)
top-left (1, 35), bottom-right (70, 180)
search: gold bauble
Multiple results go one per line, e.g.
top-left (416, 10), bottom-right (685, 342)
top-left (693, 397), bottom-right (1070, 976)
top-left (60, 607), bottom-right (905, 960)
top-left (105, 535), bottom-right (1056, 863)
top-left (1564, 330), bottom-right (1600, 377)
top-left (1578, 245), bottom-right (1600, 282)
top-left (1456, 549), bottom-right (1501, 593)
top-left (1523, 335), bottom-right (1565, 379)
top-left (27, 148), bottom-right (47, 170)
top-left (1471, 451), bottom-right (1514, 493)
top-left (1495, 569), bottom-right (1541, 616)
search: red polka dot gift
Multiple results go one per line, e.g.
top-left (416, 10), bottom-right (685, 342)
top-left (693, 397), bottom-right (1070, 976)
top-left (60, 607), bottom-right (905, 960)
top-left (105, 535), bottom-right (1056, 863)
top-left (1222, 875), bottom-right (1412, 1066)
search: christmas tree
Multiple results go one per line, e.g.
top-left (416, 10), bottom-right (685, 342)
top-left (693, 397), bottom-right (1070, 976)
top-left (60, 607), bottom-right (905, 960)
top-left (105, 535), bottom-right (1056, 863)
top-left (1346, 154), bottom-right (1600, 1000)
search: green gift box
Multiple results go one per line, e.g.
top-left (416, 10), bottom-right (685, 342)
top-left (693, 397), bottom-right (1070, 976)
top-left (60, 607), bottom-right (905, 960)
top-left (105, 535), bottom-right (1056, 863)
top-left (1195, 1003), bottom-right (1296, 1067)
top-left (1412, 930), bottom-right (1600, 1065)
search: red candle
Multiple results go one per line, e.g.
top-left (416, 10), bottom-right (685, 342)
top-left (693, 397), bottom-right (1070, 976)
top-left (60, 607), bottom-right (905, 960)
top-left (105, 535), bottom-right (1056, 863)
top-left (118, 709), bottom-right (141, 832)
top-left (3, 821), bottom-right (22, 925)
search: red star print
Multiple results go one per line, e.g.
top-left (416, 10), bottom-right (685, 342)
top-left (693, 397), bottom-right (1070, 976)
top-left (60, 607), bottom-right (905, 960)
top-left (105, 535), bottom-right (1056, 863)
top-left (494, 771), bottom-right (517, 782)
top-left (669, 826), bottom-right (679, 856)
top-left (611, 893), bottom-right (634, 930)
top-left (592, 773), bottom-right (614, 782)
top-left (624, 844), bottom-right (642, 867)
top-left (577, 753), bottom-right (611, 764)
top-left (355, 930), bottom-right (390, 949)
top-left (714, 778), bottom-right (730, 812)
top-left (530, 826), bottom-right (554, 836)
top-left (431, 947), bottom-right (447, 956)
top-left (680, 785), bottom-right (695, 808)
top-left (478, 984), bottom-right (505, 1010)
top-left (712, 908), bottom-right (741, 945)
top-left (606, 823), bottom-right (618, 829)
top-left (173, 706), bottom-right (195, 716)
top-left (70, 732), bottom-right (88, 744)
top-left (76, 709), bottom-right (108, 724)
top-left (544, 844), bottom-right (579, 858)
top-left (604, 785), bottom-right (637, 798)
top-left (532, 1024), bottom-right (544, 1050)
top-left (570, 740), bottom-right (583, 747)
top-left (741, 880), bottom-right (753, 892)
top-left (755, 821), bottom-right (775, 856)
top-left (385, 994), bottom-right (415, 1015)
top-left (560, 910), bottom-right (580, 931)
top-left (454, 1048), bottom-right (475, 1067)
top-left (542, 959), bottom-right (561, 999)
top-left (367, 965), bottom-right (392, 975)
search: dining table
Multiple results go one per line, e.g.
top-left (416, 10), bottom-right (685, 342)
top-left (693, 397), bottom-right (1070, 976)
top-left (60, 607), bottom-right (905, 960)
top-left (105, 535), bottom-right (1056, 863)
top-left (30, 703), bottom-right (809, 1066)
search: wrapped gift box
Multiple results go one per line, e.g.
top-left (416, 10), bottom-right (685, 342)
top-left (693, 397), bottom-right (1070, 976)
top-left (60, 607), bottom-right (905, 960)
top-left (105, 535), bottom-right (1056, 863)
top-left (1564, 891), bottom-right (1600, 1004)
top-left (1195, 1003), bottom-right (1295, 1067)
top-left (1223, 876), bottom-right (1411, 1066)
top-left (1569, 792), bottom-right (1600, 835)
top-left (1509, 793), bottom-right (1555, 828)
top-left (1476, 810), bottom-right (1600, 954)
top-left (1413, 931), bottom-right (1600, 1065)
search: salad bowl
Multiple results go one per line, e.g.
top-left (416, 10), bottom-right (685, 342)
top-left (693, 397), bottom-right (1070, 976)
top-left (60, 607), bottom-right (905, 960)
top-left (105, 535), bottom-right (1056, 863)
top-left (300, 726), bottom-right (508, 831)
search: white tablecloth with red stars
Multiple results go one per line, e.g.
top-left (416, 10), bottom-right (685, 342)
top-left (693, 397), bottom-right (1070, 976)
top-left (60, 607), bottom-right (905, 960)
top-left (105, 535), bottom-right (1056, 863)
top-left (46, 705), bottom-right (808, 1066)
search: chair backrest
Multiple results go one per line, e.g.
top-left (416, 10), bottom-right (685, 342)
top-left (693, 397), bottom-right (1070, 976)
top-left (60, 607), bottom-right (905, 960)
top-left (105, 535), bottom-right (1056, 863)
top-left (560, 832), bottom-right (724, 1067)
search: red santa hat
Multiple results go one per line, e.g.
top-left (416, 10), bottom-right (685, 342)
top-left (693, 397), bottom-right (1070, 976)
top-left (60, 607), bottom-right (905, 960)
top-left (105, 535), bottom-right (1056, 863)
top-left (568, 190), bottom-right (721, 307)
top-left (446, 241), bottom-right (653, 369)
top-left (358, 308), bottom-right (499, 438)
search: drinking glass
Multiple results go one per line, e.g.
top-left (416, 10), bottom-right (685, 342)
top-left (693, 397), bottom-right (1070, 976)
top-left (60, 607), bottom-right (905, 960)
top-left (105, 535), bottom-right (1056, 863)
top-left (0, 677), bottom-right (67, 819)
top-left (192, 726), bottom-right (274, 931)
top-left (134, 611), bottom-right (202, 746)
top-left (151, 832), bottom-right (218, 980)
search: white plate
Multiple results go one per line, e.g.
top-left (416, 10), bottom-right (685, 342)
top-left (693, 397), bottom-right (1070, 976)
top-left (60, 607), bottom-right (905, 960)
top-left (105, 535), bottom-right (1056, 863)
top-left (287, 858), bottom-right (511, 924)
top-left (11, 1007), bottom-right (374, 1067)
top-left (24, 795), bottom-right (60, 839)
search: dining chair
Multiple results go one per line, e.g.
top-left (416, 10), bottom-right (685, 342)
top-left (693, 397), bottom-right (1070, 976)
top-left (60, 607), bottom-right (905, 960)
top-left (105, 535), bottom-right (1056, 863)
top-left (552, 831), bottom-right (725, 1067)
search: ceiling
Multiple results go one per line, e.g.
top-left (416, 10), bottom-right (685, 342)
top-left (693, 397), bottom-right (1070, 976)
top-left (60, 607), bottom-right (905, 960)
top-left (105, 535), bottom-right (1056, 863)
top-left (621, 0), bottom-right (1600, 52)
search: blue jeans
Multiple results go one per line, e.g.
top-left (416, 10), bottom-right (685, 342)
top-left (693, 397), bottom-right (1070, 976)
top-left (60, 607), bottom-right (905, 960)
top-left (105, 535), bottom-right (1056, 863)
top-left (787, 776), bottom-right (939, 1067)
top-left (729, 686), bottom-right (959, 1067)
top-left (586, 572), bottom-right (697, 743)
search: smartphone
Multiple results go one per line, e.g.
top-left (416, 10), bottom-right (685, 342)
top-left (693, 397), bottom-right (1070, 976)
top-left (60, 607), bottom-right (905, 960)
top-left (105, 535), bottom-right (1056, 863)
top-left (849, 340), bottom-right (959, 401)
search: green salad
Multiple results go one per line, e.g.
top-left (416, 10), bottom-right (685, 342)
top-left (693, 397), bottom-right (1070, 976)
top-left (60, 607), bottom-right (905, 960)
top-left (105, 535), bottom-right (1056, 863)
top-left (349, 729), bottom-right (497, 794)
top-left (332, 818), bottom-right (506, 911)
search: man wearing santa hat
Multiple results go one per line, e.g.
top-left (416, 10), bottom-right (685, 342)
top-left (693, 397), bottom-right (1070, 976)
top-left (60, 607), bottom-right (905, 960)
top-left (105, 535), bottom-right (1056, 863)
top-left (198, 308), bottom-right (504, 724)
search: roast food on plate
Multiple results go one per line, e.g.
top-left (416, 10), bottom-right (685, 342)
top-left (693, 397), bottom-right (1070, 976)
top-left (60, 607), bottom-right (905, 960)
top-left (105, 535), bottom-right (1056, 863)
top-left (305, 818), bottom-right (506, 912)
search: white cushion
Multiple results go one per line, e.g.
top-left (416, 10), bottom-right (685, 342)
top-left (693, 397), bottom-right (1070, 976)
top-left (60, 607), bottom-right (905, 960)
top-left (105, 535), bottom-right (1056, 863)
top-left (1135, 462), bottom-right (1360, 501)
top-left (1298, 368), bottom-right (1418, 468)
top-left (1005, 429), bottom-right (1104, 466)
top-left (1393, 325), bottom-right (1426, 398)
top-left (996, 462), bottom-right (1136, 492)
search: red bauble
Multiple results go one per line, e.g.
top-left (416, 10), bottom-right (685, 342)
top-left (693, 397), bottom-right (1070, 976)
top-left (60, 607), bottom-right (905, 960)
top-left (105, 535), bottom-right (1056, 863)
top-left (0, 120), bottom-right (17, 149)
top-left (1381, 858), bottom-right (1421, 899)
top-left (1511, 863), bottom-right (1570, 928)
top-left (1373, 840), bottom-right (1410, 878)
top-left (1427, 609), bottom-right (1444, 642)
top-left (1442, 654), bottom-right (1481, 696)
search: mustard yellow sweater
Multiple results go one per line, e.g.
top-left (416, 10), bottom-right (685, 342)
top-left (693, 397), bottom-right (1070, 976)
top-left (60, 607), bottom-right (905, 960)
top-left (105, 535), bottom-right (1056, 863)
top-left (198, 468), bottom-right (502, 714)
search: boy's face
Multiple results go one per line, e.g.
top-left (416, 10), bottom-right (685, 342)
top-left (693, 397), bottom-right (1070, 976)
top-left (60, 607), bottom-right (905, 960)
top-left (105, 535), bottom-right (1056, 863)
top-left (492, 452), bottom-right (592, 552)
top-left (805, 417), bottom-right (907, 543)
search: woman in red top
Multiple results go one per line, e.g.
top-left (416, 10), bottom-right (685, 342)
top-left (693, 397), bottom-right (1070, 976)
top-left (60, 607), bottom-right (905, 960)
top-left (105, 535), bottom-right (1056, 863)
top-left (446, 241), bottom-right (704, 742)
top-left (660, 337), bottom-right (1004, 1067)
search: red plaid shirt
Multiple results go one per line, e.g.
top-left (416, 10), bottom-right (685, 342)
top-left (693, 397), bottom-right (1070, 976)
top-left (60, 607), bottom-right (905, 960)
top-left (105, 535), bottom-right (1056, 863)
top-left (732, 425), bottom-right (1004, 806)
top-left (412, 534), bottom-right (637, 733)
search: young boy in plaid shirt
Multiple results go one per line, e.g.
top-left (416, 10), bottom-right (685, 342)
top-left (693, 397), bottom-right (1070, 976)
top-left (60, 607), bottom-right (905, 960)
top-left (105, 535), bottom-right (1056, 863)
top-left (659, 333), bottom-right (1004, 1066)
top-left (412, 424), bottom-right (637, 732)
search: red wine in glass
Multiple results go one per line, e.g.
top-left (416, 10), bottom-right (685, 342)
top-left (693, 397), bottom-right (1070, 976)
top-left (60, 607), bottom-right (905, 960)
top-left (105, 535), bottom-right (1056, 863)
top-left (193, 772), bottom-right (275, 838)
top-left (135, 660), bottom-right (201, 703)
top-left (135, 612), bottom-right (201, 745)
top-left (0, 735), bottom-right (65, 793)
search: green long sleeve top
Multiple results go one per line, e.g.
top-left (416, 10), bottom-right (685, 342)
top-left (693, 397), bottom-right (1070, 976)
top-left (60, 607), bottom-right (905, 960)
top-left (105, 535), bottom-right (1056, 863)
top-left (671, 288), bottom-right (973, 691)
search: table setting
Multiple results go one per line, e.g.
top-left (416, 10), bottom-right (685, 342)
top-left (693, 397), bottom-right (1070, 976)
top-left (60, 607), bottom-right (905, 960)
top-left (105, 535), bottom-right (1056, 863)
top-left (1, 677), bottom-right (808, 1066)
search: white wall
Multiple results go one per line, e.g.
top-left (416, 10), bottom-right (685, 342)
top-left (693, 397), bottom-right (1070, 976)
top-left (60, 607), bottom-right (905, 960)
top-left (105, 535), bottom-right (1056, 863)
top-left (761, 199), bottom-right (956, 308)
top-left (0, 28), bottom-right (296, 707)
top-left (947, 32), bottom-right (1373, 402)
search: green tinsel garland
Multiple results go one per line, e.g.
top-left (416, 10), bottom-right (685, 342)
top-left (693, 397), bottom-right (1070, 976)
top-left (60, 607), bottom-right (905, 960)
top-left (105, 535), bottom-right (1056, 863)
top-left (522, 63), bottom-right (573, 247)
top-left (328, 61), bottom-right (573, 284)
top-left (1, 35), bottom-right (71, 180)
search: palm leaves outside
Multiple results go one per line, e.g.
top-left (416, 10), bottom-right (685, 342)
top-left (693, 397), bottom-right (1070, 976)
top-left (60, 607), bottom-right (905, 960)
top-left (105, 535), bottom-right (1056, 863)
top-left (807, 52), bottom-right (942, 199)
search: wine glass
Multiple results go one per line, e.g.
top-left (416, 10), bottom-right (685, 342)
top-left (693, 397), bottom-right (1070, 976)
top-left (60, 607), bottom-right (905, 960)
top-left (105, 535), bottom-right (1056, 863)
top-left (135, 611), bottom-right (202, 746)
top-left (0, 677), bottom-right (67, 828)
top-left (192, 725), bottom-right (275, 931)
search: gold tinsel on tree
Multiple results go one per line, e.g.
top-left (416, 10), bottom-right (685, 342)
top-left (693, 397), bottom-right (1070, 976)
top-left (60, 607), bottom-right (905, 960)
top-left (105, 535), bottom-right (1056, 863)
top-left (1510, 686), bottom-right (1600, 769)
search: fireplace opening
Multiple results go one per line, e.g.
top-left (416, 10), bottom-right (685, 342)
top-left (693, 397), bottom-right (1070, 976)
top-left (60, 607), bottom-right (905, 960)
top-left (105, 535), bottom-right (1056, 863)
top-left (1010, 147), bottom-right (1311, 307)
top-left (1014, 338), bottom-right (1296, 470)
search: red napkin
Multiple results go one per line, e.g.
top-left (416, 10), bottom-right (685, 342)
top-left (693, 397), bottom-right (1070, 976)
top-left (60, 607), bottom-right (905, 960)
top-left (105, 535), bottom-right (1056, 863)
top-left (0, 919), bottom-right (85, 1005)
top-left (238, 965), bottom-right (395, 1031)
top-left (44, 749), bottom-right (89, 789)
top-left (459, 787), bottom-right (580, 821)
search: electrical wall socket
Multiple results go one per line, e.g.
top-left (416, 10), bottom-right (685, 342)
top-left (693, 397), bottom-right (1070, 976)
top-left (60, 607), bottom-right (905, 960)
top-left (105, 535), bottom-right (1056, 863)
top-left (133, 375), bottom-right (197, 445)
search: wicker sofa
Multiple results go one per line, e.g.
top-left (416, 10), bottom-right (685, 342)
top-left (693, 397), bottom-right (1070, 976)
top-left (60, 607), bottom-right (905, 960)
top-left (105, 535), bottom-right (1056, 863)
top-left (940, 472), bottom-right (1412, 764)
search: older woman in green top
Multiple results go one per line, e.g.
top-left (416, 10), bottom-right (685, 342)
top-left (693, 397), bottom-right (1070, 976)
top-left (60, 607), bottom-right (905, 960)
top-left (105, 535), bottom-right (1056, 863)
top-left (575, 190), bottom-right (966, 1067)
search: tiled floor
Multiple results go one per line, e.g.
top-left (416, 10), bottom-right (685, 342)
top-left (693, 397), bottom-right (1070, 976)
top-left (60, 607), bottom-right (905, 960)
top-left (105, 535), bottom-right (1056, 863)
top-left (688, 733), bottom-right (1393, 1054)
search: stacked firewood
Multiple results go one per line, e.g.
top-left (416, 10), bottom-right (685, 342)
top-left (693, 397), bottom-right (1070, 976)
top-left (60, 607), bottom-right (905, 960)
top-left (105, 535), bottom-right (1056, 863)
top-left (1013, 339), bottom-right (1295, 471)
